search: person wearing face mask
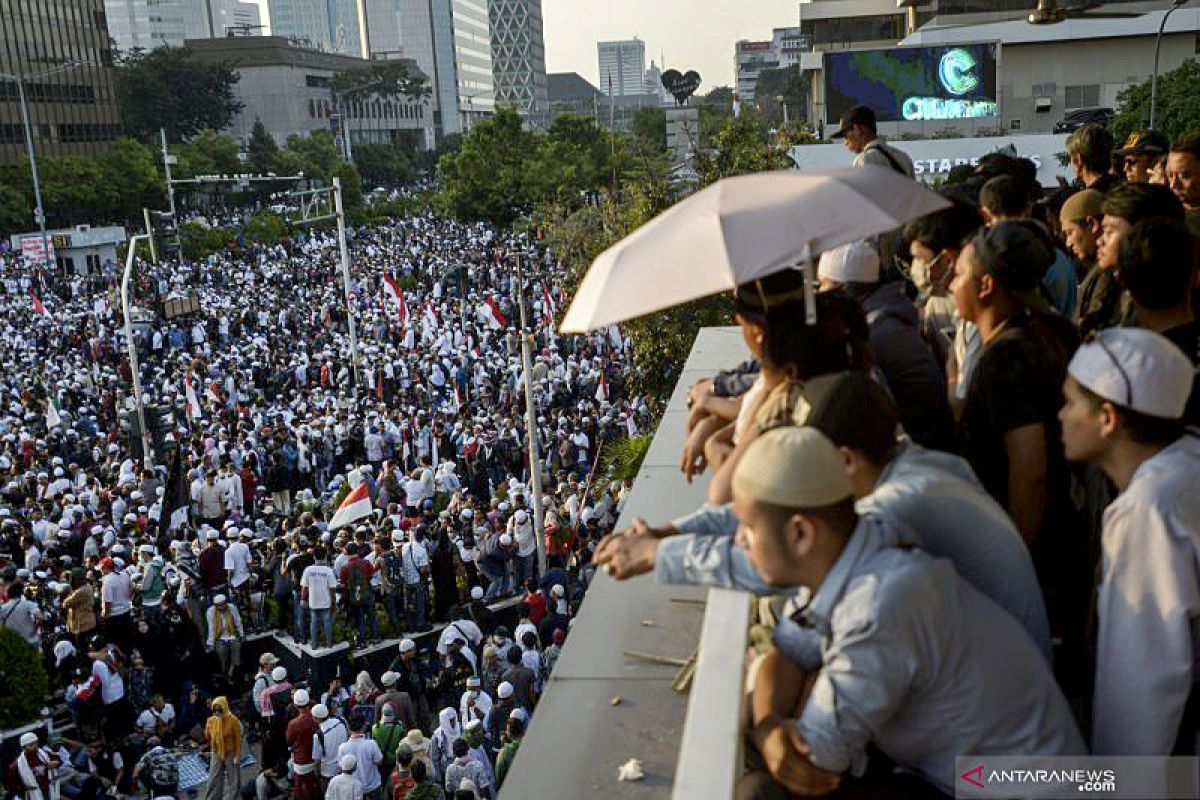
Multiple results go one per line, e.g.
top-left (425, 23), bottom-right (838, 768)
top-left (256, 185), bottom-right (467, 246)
top-left (458, 676), bottom-right (491, 730)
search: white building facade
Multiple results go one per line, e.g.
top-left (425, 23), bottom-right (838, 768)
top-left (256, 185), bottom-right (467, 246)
top-left (399, 0), bottom-right (494, 137)
top-left (597, 38), bottom-right (646, 97)
top-left (489, 0), bottom-right (549, 127)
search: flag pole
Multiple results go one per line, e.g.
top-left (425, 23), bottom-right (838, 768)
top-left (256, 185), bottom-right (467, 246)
top-left (122, 234), bottom-right (154, 471)
top-left (515, 250), bottom-right (548, 575)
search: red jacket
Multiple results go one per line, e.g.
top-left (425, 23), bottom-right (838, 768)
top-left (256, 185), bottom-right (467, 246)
top-left (286, 710), bottom-right (319, 765)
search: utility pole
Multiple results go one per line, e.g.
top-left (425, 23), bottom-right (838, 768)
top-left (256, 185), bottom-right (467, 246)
top-left (1150, 0), bottom-right (1190, 129)
top-left (122, 234), bottom-right (155, 470)
top-left (515, 251), bottom-right (547, 575)
top-left (160, 129), bottom-right (179, 257)
top-left (333, 177), bottom-right (362, 395)
top-left (141, 209), bottom-right (159, 263)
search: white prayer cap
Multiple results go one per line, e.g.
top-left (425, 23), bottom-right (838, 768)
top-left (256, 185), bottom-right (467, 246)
top-left (271, 666), bottom-right (287, 681)
top-left (497, 681), bottom-right (514, 699)
top-left (399, 638), bottom-right (416, 653)
top-left (818, 242), bottom-right (880, 285)
top-left (470, 586), bottom-right (484, 600)
top-left (339, 754), bottom-right (357, 772)
top-left (312, 703), bottom-right (329, 720)
top-left (1068, 328), bottom-right (1193, 419)
top-left (293, 689), bottom-right (310, 706)
top-left (19, 732), bottom-right (38, 746)
top-left (733, 427), bottom-right (852, 508)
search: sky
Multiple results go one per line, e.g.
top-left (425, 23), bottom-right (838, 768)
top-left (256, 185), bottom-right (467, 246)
top-left (252, 0), bottom-right (797, 92)
top-left (543, 0), bottom-right (799, 92)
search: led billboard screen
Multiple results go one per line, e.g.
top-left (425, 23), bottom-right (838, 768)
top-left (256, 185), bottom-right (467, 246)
top-left (824, 44), bottom-right (999, 124)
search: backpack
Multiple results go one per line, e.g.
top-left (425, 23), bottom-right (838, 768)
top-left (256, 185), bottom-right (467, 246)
top-left (345, 562), bottom-right (371, 608)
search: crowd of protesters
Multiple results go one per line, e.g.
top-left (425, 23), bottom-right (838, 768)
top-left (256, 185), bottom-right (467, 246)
top-left (0, 209), bottom-right (641, 799)
top-left (596, 107), bottom-right (1200, 798)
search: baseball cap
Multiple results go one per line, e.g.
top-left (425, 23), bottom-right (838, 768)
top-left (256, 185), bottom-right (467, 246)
top-left (1116, 129), bottom-right (1170, 157)
top-left (1068, 328), bottom-right (1194, 419)
top-left (968, 220), bottom-right (1055, 315)
top-left (817, 242), bottom-right (880, 285)
top-left (732, 427), bottom-right (853, 508)
top-left (259, 652), bottom-right (280, 667)
top-left (831, 105), bottom-right (876, 139)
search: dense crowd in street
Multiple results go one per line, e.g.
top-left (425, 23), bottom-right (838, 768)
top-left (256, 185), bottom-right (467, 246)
top-left (595, 108), bottom-right (1200, 798)
top-left (0, 209), bottom-right (643, 799)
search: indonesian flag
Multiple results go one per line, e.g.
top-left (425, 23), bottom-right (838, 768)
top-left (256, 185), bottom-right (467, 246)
top-left (383, 275), bottom-right (408, 326)
top-left (46, 397), bottom-right (62, 429)
top-left (31, 292), bottom-right (47, 316)
top-left (595, 372), bottom-right (609, 403)
top-left (330, 482), bottom-right (372, 530)
top-left (184, 374), bottom-right (203, 421)
top-left (483, 296), bottom-right (507, 330)
top-left (205, 381), bottom-right (224, 404)
top-left (542, 283), bottom-right (555, 321)
top-left (453, 384), bottom-right (462, 411)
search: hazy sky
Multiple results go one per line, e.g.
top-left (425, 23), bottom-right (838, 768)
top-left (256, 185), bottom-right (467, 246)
top-left (542, 0), bottom-right (798, 92)
top-left (253, 0), bottom-right (798, 92)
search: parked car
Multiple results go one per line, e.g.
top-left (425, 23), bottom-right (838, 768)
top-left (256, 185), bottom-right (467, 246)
top-left (1054, 107), bottom-right (1113, 134)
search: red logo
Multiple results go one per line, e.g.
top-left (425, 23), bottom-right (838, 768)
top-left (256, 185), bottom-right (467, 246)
top-left (961, 764), bottom-right (985, 789)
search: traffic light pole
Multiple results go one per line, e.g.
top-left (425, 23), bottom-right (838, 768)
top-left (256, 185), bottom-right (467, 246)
top-left (123, 234), bottom-right (154, 470)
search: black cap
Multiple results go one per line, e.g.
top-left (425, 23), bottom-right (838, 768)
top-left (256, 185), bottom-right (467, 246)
top-left (832, 105), bottom-right (876, 139)
top-left (1116, 129), bottom-right (1170, 157)
top-left (969, 220), bottom-right (1055, 315)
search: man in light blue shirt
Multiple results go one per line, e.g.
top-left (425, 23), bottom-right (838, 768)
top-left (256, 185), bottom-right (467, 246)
top-left (729, 427), bottom-right (1083, 796)
top-left (597, 373), bottom-right (1051, 660)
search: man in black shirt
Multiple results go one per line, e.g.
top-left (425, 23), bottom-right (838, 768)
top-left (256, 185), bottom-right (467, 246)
top-left (285, 537), bottom-right (314, 644)
top-left (1117, 216), bottom-right (1200, 424)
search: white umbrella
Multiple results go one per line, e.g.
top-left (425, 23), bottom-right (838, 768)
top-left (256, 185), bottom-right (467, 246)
top-left (559, 166), bottom-right (950, 333)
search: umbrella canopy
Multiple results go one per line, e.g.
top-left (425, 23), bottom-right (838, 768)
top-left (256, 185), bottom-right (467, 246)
top-left (559, 166), bottom-right (950, 333)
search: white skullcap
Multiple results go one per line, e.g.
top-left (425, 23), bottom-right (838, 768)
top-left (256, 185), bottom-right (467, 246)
top-left (499, 534), bottom-right (512, 546)
top-left (312, 703), bottom-right (329, 720)
top-left (339, 754), bottom-right (357, 772)
top-left (497, 681), bottom-right (514, 699)
top-left (381, 671), bottom-right (399, 686)
top-left (1068, 328), bottom-right (1194, 420)
top-left (470, 586), bottom-right (484, 600)
top-left (271, 666), bottom-right (287, 681)
top-left (399, 638), bottom-right (416, 653)
top-left (19, 732), bottom-right (37, 746)
top-left (732, 427), bottom-right (852, 508)
top-left (551, 584), bottom-right (564, 597)
top-left (212, 594), bottom-right (227, 605)
top-left (818, 242), bottom-right (880, 284)
top-left (293, 689), bottom-right (310, 706)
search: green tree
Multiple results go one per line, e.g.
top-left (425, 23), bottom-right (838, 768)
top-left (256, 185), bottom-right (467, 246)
top-left (436, 106), bottom-right (536, 226)
top-left (1109, 58), bottom-right (1200, 144)
top-left (698, 86), bottom-right (735, 144)
top-left (693, 110), bottom-right (793, 187)
top-left (175, 129), bottom-right (241, 177)
top-left (98, 137), bottom-right (166, 220)
top-left (0, 628), bottom-right (48, 728)
top-left (0, 169), bottom-right (31, 235)
top-left (115, 46), bottom-right (243, 141)
top-left (529, 113), bottom-right (615, 203)
top-left (353, 142), bottom-right (413, 188)
top-left (279, 130), bottom-right (341, 180)
top-left (754, 66), bottom-right (807, 130)
top-left (39, 155), bottom-right (109, 226)
top-left (331, 160), bottom-right (364, 208)
top-left (247, 119), bottom-right (279, 174)
top-left (631, 106), bottom-right (667, 152)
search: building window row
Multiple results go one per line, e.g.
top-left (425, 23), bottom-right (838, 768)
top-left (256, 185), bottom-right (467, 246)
top-left (309, 97), bottom-right (424, 121)
top-left (0, 80), bottom-right (97, 103)
top-left (57, 122), bottom-right (122, 142)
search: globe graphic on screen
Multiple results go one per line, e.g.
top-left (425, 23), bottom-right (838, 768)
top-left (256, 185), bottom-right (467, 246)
top-left (938, 48), bottom-right (980, 96)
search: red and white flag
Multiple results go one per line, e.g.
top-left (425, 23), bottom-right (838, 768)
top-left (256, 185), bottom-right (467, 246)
top-left (329, 482), bottom-right (372, 530)
top-left (184, 374), bottom-right (203, 421)
top-left (383, 274), bottom-right (409, 326)
top-left (542, 283), bottom-right (555, 321)
top-left (483, 296), bottom-right (507, 330)
top-left (205, 381), bottom-right (224, 404)
top-left (423, 302), bottom-right (440, 330)
top-left (453, 384), bottom-right (462, 411)
top-left (595, 372), bottom-right (609, 403)
top-left (31, 292), bottom-right (47, 317)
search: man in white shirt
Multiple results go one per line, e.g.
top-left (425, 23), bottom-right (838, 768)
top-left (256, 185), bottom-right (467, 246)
top-left (312, 704), bottom-right (350, 780)
top-left (336, 717), bottom-right (383, 795)
top-left (325, 753), bottom-right (364, 800)
top-left (135, 694), bottom-right (176, 741)
top-left (1060, 328), bottom-right (1200, 755)
top-left (300, 546), bottom-right (338, 649)
top-left (224, 529), bottom-right (255, 617)
top-left (99, 557), bottom-right (133, 651)
top-left (401, 530), bottom-right (430, 631)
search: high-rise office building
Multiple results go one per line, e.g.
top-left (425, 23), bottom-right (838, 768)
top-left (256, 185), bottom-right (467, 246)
top-left (597, 38), bottom-right (645, 97)
top-left (104, 0), bottom-right (244, 51)
top-left (488, 0), bottom-right (548, 127)
top-left (1, 0), bottom-right (122, 164)
top-left (399, 0), bottom-right (494, 136)
top-left (268, 0), bottom-right (368, 56)
top-left (364, 0), bottom-right (404, 57)
top-left (233, 1), bottom-right (263, 32)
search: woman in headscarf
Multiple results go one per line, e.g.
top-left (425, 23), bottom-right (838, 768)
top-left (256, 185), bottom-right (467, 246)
top-left (428, 707), bottom-right (461, 783)
top-left (347, 670), bottom-right (379, 726)
top-left (203, 696), bottom-right (242, 800)
top-left (62, 568), bottom-right (96, 644)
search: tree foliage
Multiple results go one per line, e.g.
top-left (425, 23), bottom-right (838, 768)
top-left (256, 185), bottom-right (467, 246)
top-left (436, 107), bottom-right (538, 226)
top-left (0, 628), bottom-right (48, 728)
top-left (247, 119), bottom-right (279, 174)
top-left (330, 60), bottom-right (430, 103)
top-left (115, 46), bottom-right (243, 141)
top-left (172, 129), bottom-right (241, 177)
top-left (1109, 58), bottom-right (1200, 144)
top-left (353, 142), bottom-right (415, 188)
top-left (754, 66), bottom-right (807, 130)
top-left (631, 106), bottom-right (667, 152)
top-left (693, 110), bottom-right (795, 187)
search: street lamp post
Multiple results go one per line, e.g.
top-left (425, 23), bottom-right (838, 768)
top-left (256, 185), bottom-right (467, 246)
top-left (122, 234), bottom-right (155, 470)
top-left (1150, 0), bottom-right (1189, 130)
top-left (1, 61), bottom-right (90, 275)
top-left (514, 251), bottom-right (548, 576)
top-left (333, 177), bottom-right (362, 395)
